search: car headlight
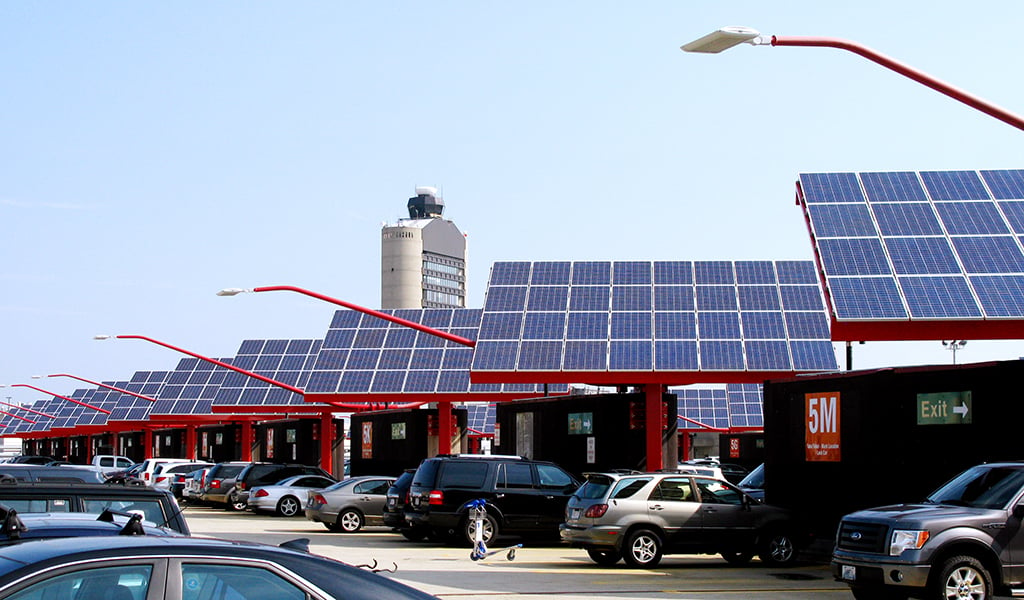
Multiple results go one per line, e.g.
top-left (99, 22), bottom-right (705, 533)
top-left (889, 529), bottom-right (929, 556)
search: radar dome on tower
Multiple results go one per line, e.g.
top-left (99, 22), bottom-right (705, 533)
top-left (408, 186), bottom-right (444, 219)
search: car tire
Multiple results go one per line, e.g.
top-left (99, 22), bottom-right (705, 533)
top-left (464, 512), bottom-right (498, 547)
top-left (587, 548), bottom-right (621, 566)
top-left (721, 550), bottom-right (754, 565)
top-left (622, 528), bottom-right (663, 568)
top-left (931, 555), bottom-right (991, 600)
top-left (335, 509), bottom-right (364, 533)
top-left (227, 496), bottom-right (247, 512)
top-left (401, 527), bottom-right (429, 542)
top-left (276, 496), bottom-right (301, 517)
top-left (758, 530), bottom-right (798, 566)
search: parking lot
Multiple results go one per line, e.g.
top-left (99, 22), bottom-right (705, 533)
top-left (183, 505), bottom-right (851, 599)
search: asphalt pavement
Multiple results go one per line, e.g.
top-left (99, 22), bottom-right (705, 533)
top-left (181, 504), bottom-right (853, 599)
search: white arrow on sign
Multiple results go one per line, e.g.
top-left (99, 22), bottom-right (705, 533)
top-left (953, 403), bottom-right (969, 418)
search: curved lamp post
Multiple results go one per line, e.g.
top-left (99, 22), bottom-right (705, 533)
top-left (217, 286), bottom-right (476, 347)
top-left (0, 383), bottom-right (111, 414)
top-left (681, 26), bottom-right (1024, 131)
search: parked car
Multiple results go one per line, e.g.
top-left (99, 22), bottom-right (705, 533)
top-left (0, 536), bottom-right (437, 600)
top-left (0, 481), bottom-right (190, 534)
top-left (560, 471), bottom-right (806, 568)
top-left (832, 461), bottom-right (1024, 600)
top-left (104, 462), bottom-right (144, 485)
top-left (136, 458), bottom-right (192, 486)
top-left (6, 455), bottom-right (56, 465)
top-left (247, 474), bottom-right (337, 517)
top-left (0, 464), bottom-right (107, 483)
top-left (199, 461), bottom-right (249, 508)
top-left (182, 466), bottom-right (211, 503)
top-left (405, 454), bottom-right (580, 545)
top-left (0, 504), bottom-right (183, 543)
top-left (231, 463), bottom-right (332, 511)
top-left (737, 463), bottom-right (765, 501)
top-left (306, 475), bottom-right (395, 532)
top-left (384, 469), bottom-right (426, 540)
top-left (151, 461), bottom-right (213, 498)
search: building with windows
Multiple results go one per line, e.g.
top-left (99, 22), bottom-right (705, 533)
top-left (381, 187), bottom-right (467, 309)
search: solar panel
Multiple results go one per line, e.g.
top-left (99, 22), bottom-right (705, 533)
top-left (675, 387), bottom-right (729, 430)
top-left (473, 261), bottom-right (837, 381)
top-left (799, 169), bottom-right (1024, 338)
top-left (213, 341), bottom-right (318, 407)
top-left (463, 403), bottom-right (496, 435)
top-left (306, 308), bottom-right (567, 396)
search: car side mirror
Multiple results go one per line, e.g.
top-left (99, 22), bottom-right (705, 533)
top-left (1014, 503), bottom-right (1024, 519)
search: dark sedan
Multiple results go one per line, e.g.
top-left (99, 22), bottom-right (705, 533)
top-left (0, 535), bottom-right (436, 600)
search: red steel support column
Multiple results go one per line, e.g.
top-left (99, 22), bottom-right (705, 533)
top-left (185, 426), bottom-right (197, 461)
top-left (241, 421), bottom-right (253, 461)
top-left (320, 411), bottom-right (334, 474)
top-left (143, 429), bottom-right (154, 459)
top-left (645, 385), bottom-right (665, 471)
top-left (438, 400), bottom-right (454, 455)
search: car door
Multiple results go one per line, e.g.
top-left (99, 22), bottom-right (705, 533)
top-left (493, 462), bottom-right (544, 532)
top-left (693, 476), bottom-right (758, 550)
top-left (352, 478), bottom-right (394, 523)
top-left (534, 464), bottom-right (579, 529)
top-left (647, 476), bottom-right (704, 553)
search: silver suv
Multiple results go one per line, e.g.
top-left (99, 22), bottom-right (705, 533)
top-left (560, 471), bottom-right (805, 568)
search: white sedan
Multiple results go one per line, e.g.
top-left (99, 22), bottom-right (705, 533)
top-left (247, 474), bottom-right (338, 517)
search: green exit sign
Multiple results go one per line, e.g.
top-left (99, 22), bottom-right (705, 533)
top-left (917, 391), bottom-right (972, 425)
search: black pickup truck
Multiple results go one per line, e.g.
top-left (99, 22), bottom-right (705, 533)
top-left (832, 462), bottom-right (1024, 599)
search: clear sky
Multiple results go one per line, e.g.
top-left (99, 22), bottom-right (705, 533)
top-left (3, 2), bottom-right (1024, 406)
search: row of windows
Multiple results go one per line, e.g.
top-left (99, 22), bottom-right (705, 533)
top-left (425, 289), bottom-right (464, 307)
top-left (424, 274), bottom-right (463, 290)
top-left (424, 260), bottom-right (464, 277)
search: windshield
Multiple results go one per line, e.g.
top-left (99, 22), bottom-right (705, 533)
top-left (738, 463), bottom-right (764, 489)
top-left (928, 465), bottom-right (1024, 509)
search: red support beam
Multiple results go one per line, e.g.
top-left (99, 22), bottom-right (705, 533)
top-left (645, 385), bottom-right (665, 471)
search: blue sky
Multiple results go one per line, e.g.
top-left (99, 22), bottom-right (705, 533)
top-left (3, 2), bottom-right (1024, 405)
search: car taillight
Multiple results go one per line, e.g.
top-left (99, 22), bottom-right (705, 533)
top-left (404, 491), bottom-right (410, 503)
top-left (313, 494), bottom-right (327, 505)
top-left (144, 473), bottom-right (151, 481)
top-left (155, 476), bottom-right (168, 484)
top-left (428, 490), bottom-right (444, 505)
top-left (237, 482), bottom-right (246, 491)
top-left (254, 489), bottom-right (269, 498)
top-left (584, 504), bottom-right (609, 518)
top-left (210, 480), bottom-right (221, 489)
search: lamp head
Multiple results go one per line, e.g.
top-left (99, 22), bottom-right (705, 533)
top-left (217, 288), bottom-right (251, 297)
top-left (93, 335), bottom-right (111, 340)
top-left (681, 26), bottom-right (763, 53)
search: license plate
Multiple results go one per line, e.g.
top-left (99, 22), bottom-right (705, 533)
top-left (570, 508), bottom-right (581, 520)
top-left (841, 565), bottom-right (856, 581)
top-left (387, 498), bottom-right (397, 507)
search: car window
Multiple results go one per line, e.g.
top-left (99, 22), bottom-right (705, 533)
top-left (439, 462), bottom-right (488, 488)
top-left (82, 498), bottom-right (167, 525)
top-left (496, 463), bottom-right (534, 489)
top-left (181, 563), bottom-right (304, 600)
top-left (354, 479), bottom-right (391, 495)
top-left (650, 477), bottom-right (695, 502)
top-left (695, 477), bottom-right (743, 505)
top-left (0, 498), bottom-right (73, 513)
top-left (536, 465), bottom-right (574, 489)
top-left (610, 478), bottom-right (650, 500)
top-left (293, 476), bottom-right (331, 488)
top-left (6, 564), bottom-right (153, 600)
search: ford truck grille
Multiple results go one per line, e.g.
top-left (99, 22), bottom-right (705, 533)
top-left (837, 521), bottom-right (888, 554)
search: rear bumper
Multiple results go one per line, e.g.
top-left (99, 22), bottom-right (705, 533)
top-left (559, 523), bottom-right (624, 549)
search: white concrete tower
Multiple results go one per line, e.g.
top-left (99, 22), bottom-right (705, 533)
top-left (381, 186), bottom-right (467, 309)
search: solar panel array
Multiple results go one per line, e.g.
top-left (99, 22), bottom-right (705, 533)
top-left (213, 340), bottom-right (319, 407)
top-left (463, 403), bottom-right (496, 435)
top-left (801, 169), bottom-right (1024, 322)
top-left (472, 261), bottom-right (838, 377)
top-left (305, 309), bottom-right (566, 395)
top-left (675, 383), bottom-right (763, 430)
top-left (108, 371), bottom-right (169, 420)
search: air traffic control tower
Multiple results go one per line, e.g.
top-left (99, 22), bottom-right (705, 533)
top-left (381, 186), bottom-right (467, 309)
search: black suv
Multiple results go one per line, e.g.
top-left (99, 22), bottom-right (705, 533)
top-left (384, 469), bottom-right (421, 540)
top-left (231, 463), bottom-right (331, 511)
top-left (405, 454), bottom-right (580, 545)
top-left (0, 481), bottom-right (190, 534)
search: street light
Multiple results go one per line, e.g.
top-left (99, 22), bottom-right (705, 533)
top-left (681, 27), bottom-right (1024, 131)
top-left (0, 384), bottom-right (111, 414)
top-left (942, 340), bottom-right (968, 364)
top-left (35, 374), bottom-right (156, 402)
top-left (217, 285), bottom-right (476, 348)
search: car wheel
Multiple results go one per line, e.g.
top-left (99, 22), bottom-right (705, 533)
top-left (464, 512), bottom-right (498, 547)
top-left (587, 548), bottom-right (621, 566)
top-left (931, 555), bottom-right (991, 600)
top-left (276, 496), bottom-right (301, 517)
top-left (622, 528), bottom-right (663, 568)
top-left (336, 509), bottom-right (364, 533)
top-left (721, 550), bottom-right (754, 565)
top-left (401, 527), bottom-right (429, 542)
top-left (227, 496), bottom-right (247, 511)
top-left (758, 530), bottom-right (798, 566)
